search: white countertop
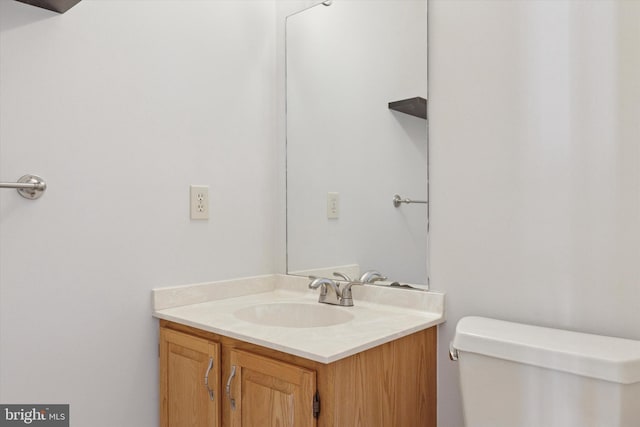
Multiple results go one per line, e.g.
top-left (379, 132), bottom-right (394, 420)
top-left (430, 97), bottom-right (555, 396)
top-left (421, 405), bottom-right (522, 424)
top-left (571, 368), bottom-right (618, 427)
top-left (152, 274), bottom-right (445, 364)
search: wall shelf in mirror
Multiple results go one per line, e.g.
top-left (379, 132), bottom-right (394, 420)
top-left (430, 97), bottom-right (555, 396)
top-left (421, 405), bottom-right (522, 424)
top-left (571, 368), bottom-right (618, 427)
top-left (388, 97), bottom-right (427, 120)
top-left (15, 0), bottom-right (81, 13)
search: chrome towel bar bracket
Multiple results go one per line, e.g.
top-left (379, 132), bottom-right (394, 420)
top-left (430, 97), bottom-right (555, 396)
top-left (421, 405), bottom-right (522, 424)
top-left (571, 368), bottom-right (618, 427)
top-left (0, 174), bottom-right (47, 200)
top-left (393, 194), bottom-right (427, 208)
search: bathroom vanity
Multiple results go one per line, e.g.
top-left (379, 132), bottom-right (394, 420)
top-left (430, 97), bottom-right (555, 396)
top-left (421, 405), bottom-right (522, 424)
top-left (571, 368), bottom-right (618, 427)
top-left (153, 274), bottom-right (444, 427)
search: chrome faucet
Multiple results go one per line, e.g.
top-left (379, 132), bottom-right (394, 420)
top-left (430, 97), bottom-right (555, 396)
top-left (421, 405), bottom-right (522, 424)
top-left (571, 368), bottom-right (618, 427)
top-left (307, 274), bottom-right (363, 307)
top-left (308, 276), bottom-right (341, 305)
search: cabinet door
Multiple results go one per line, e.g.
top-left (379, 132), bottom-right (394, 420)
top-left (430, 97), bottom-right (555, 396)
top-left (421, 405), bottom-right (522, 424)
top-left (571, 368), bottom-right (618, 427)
top-left (160, 328), bottom-right (220, 427)
top-left (227, 350), bottom-right (316, 427)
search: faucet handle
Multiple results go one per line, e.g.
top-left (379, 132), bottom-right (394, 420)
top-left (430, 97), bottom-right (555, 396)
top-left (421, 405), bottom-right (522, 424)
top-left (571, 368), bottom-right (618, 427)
top-left (359, 270), bottom-right (387, 284)
top-left (339, 279), bottom-right (363, 307)
top-left (308, 276), bottom-right (328, 289)
top-left (333, 272), bottom-right (352, 282)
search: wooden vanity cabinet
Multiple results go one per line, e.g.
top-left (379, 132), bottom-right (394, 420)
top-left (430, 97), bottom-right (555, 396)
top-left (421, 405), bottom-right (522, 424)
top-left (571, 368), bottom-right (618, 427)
top-left (229, 349), bottom-right (317, 427)
top-left (159, 328), bottom-right (221, 427)
top-left (159, 319), bottom-right (437, 427)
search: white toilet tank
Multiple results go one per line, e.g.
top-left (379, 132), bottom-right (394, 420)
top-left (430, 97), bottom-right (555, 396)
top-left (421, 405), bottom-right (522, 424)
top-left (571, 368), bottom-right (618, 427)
top-left (452, 316), bottom-right (640, 427)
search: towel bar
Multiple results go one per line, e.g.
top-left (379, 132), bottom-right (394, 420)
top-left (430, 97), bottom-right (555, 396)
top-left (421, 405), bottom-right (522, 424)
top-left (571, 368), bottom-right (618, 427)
top-left (0, 175), bottom-right (47, 199)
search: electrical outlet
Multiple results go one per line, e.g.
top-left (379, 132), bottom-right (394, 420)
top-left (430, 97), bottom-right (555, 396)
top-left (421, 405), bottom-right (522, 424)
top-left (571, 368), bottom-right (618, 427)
top-left (190, 185), bottom-right (209, 220)
top-left (327, 192), bottom-right (339, 219)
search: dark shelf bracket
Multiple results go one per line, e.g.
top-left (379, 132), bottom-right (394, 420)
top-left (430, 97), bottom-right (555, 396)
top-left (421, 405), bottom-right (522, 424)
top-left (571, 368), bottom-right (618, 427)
top-left (388, 97), bottom-right (427, 120)
top-left (15, 0), bottom-right (82, 13)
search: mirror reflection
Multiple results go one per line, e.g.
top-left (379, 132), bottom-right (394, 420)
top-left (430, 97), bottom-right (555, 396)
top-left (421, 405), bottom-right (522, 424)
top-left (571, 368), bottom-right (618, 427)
top-left (286, 0), bottom-right (428, 286)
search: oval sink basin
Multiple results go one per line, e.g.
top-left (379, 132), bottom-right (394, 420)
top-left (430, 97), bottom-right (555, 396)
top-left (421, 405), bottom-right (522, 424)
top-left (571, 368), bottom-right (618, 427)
top-left (234, 302), bottom-right (354, 328)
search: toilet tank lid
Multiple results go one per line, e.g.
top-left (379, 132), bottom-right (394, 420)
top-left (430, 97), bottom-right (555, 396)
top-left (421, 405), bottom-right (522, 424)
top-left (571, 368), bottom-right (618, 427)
top-left (452, 316), bottom-right (640, 384)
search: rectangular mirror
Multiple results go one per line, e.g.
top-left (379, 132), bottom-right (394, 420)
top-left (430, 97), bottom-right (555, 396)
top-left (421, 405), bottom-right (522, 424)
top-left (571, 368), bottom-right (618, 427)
top-left (286, 0), bottom-right (428, 285)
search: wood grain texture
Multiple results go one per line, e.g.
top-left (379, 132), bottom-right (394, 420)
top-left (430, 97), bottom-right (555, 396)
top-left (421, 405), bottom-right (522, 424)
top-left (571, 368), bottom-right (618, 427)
top-left (330, 327), bottom-right (437, 427)
top-left (160, 328), bottom-right (220, 427)
top-left (160, 321), bottom-right (436, 427)
top-left (229, 349), bottom-right (316, 427)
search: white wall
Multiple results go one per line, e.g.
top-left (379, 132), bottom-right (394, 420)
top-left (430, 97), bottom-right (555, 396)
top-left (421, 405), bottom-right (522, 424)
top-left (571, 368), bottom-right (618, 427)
top-left (429, 1), bottom-right (640, 426)
top-left (0, 1), bottom-right (278, 425)
top-left (5, 1), bottom-right (638, 426)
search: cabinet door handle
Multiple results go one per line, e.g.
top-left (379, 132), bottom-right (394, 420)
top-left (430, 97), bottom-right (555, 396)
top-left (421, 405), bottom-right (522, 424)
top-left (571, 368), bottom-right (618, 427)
top-left (225, 365), bottom-right (237, 410)
top-left (204, 357), bottom-right (214, 401)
